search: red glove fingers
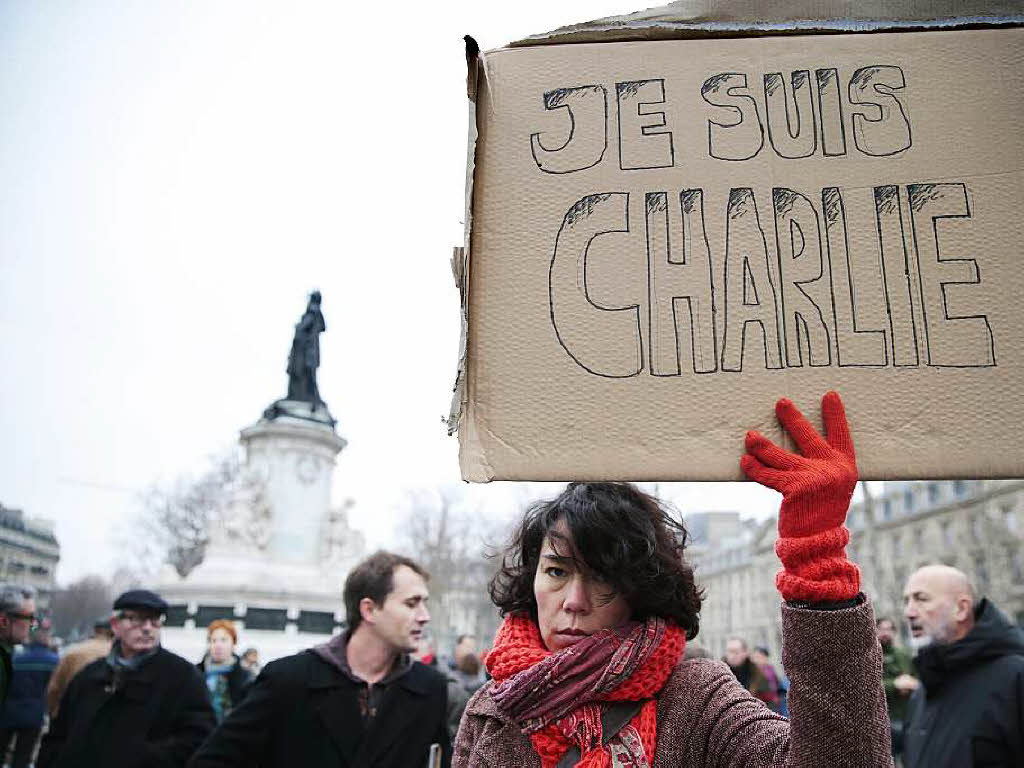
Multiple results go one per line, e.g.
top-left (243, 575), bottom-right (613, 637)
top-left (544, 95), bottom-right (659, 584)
top-left (775, 397), bottom-right (832, 459)
top-left (741, 391), bottom-right (860, 603)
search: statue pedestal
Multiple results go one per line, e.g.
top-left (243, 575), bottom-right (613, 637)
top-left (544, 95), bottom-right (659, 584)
top-left (158, 404), bottom-right (363, 663)
top-left (240, 414), bottom-right (345, 564)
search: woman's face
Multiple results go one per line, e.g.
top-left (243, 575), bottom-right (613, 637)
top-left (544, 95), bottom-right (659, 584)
top-left (533, 519), bottom-right (632, 651)
top-left (208, 628), bottom-right (234, 664)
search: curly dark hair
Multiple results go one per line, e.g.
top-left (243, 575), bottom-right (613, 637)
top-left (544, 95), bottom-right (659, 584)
top-left (489, 482), bottom-right (703, 639)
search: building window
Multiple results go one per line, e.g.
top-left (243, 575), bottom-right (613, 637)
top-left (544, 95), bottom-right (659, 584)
top-left (970, 514), bottom-right (985, 542)
top-left (954, 480), bottom-right (967, 497)
top-left (1009, 547), bottom-right (1023, 584)
top-left (297, 611), bottom-right (336, 634)
top-left (194, 605), bottom-right (236, 628)
top-left (927, 483), bottom-right (940, 504)
top-left (941, 520), bottom-right (953, 549)
top-left (165, 605), bottom-right (189, 628)
top-left (882, 499), bottom-right (892, 521)
top-left (1002, 503), bottom-right (1018, 534)
top-left (913, 526), bottom-right (925, 552)
top-left (903, 491), bottom-right (915, 514)
top-left (894, 566), bottom-right (907, 593)
top-left (892, 533), bottom-right (903, 558)
top-left (243, 608), bottom-right (288, 631)
top-left (973, 554), bottom-right (988, 591)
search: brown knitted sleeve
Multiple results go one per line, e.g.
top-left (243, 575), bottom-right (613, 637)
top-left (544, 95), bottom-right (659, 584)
top-left (452, 686), bottom-right (487, 767)
top-left (655, 599), bottom-right (892, 767)
top-left (780, 598), bottom-right (892, 767)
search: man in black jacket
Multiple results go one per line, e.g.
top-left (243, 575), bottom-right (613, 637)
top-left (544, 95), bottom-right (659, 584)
top-left (0, 584), bottom-right (36, 706)
top-left (36, 589), bottom-right (215, 768)
top-left (902, 564), bottom-right (1024, 768)
top-left (188, 550), bottom-right (451, 768)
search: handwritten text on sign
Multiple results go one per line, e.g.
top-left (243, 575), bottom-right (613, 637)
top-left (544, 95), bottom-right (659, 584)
top-left (530, 66), bottom-right (996, 376)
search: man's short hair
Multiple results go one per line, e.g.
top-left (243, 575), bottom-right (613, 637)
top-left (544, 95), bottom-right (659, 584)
top-left (726, 636), bottom-right (748, 651)
top-left (343, 551), bottom-right (428, 632)
top-left (0, 584), bottom-right (34, 614)
top-left (753, 646), bottom-right (770, 658)
top-left (456, 634), bottom-right (474, 646)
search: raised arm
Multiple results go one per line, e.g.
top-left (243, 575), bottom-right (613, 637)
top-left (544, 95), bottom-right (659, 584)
top-left (700, 391), bottom-right (891, 766)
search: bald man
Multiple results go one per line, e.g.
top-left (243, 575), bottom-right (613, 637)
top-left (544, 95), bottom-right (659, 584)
top-left (901, 564), bottom-right (1024, 768)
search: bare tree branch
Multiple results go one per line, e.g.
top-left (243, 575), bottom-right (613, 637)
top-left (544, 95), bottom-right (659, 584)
top-left (133, 451), bottom-right (246, 579)
top-left (50, 575), bottom-right (113, 640)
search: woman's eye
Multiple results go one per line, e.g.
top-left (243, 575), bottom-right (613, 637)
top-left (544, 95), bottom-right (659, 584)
top-left (546, 567), bottom-right (567, 578)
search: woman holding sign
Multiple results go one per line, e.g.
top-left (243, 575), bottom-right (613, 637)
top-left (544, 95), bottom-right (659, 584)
top-left (453, 392), bottom-right (890, 767)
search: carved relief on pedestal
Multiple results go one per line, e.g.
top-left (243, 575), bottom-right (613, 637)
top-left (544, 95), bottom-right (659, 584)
top-left (322, 498), bottom-right (360, 565)
top-left (295, 453), bottom-right (322, 485)
top-left (217, 470), bottom-right (273, 553)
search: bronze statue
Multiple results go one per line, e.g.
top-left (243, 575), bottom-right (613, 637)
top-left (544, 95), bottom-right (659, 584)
top-left (286, 291), bottom-right (325, 405)
top-left (263, 291), bottom-right (334, 425)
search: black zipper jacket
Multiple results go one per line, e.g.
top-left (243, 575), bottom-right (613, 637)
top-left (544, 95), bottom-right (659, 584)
top-left (904, 598), bottom-right (1024, 768)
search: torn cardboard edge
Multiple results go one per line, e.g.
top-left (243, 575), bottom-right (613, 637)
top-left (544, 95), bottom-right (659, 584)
top-left (447, 37), bottom-right (483, 436)
top-left (511, 15), bottom-right (1024, 47)
top-left (511, 0), bottom-right (1024, 47)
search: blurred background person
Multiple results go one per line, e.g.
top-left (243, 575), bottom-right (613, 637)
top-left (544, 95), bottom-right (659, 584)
top-left (239, 647), bottom-right (260, 678)
top-left (37, 589), bottom-right (214, 768)
top-left (750, 646), bottom-right (784, 715)
top-left (0, 620), bottom-right (58, 768)
top-left (724, 637), bottom-right (778, 710)
top-left (901, 565), bottom-right (1024, 768)
top-left (46, 620), bottom-right (113, 719)
top-left (417, 636), bottom-right (437, 666)
top-left (448, 635), bottom-right (475, 673)
top-left (0, 585), bottom-right (36, 705)
top-left (876, 616), bottom-right (915, 760)
top-left (197, 620), bottom-right (253, 724)
top-left (453, 652), bottom-right (484, 696)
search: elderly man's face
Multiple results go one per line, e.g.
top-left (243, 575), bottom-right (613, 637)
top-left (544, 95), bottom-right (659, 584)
top-left (903, 569), bottom-right (964, 648)
top-left (1, 598), bottom-right (36, 645)
top-left (112, 609), bottom-right (163, 658)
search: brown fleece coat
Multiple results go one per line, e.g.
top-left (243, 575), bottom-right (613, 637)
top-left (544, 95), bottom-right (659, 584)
top-left (454, 599), bottom-right (892, 767)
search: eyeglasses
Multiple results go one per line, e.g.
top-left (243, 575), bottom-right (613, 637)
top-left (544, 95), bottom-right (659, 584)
top-left (5, 612), bottom-right (38, 629)
top-left (118, 613), bottom-right (164, 628)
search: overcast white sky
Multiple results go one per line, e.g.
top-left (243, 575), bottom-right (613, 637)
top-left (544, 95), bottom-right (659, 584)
top-left (0, 0), bottom-right (829, 585)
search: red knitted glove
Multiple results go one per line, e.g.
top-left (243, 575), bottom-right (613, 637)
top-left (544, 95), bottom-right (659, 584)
top-left (740, 391), bottom-right (860, 603)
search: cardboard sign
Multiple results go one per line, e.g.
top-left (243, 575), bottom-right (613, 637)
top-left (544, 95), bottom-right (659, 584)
top-left (452, 25), bottom-right (1024, 482)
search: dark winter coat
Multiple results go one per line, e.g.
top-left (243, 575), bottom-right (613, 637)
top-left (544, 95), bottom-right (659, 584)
top-left (187, 648), bottom-right (452, 768)
top-left (455, 598), bottom-right (892, 767)
top-left (903, 598), bottom-right (1024, 768)
top-left (196, 654), bottom-right (253, 719)
top-left (0, 642), bottom-right (13, 706)
top-left (36, 646), bottom-right (216, 768)
top-left (0, 642), bottom-right (59, 729)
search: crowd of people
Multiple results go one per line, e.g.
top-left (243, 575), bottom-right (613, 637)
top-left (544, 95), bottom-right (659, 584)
top-left (0, 393), bottom-right (1021, 766)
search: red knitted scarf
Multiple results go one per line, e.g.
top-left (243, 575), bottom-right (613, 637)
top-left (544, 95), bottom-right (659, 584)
top-left (486, 615), bottom-right (685, 767)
